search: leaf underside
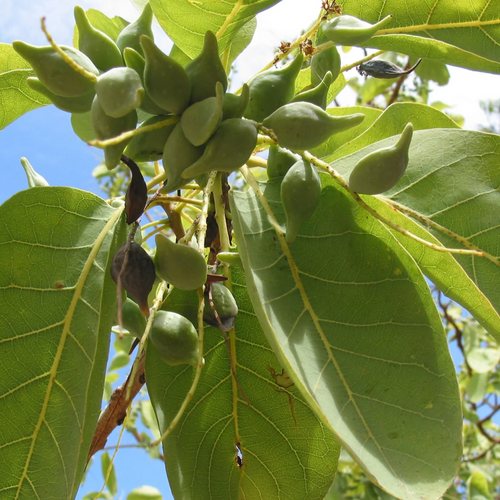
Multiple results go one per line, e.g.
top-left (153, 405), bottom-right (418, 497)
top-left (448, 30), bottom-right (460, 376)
top-left (146, 267), bottom-right (340, 500)
top-left (230, 176), bottom-right (462, 500)
top-left (0, 187), bottom-right (125, 500)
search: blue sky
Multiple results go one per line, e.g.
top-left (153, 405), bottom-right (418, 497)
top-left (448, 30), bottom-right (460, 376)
top-left (1, 1), bottom-right (500, 499)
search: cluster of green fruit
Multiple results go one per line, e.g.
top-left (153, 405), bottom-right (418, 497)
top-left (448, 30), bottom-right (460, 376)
top-left (110, 229), bottom-right (239, 367)
top-left (15, 3), bottom-right (416, 363)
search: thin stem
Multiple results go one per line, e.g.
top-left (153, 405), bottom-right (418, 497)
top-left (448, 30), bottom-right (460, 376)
top-left (304, 152), bottom-right (485, 257)
top-left (197, 172), bottom-right (218, 253)
top-left (89, 117), bottom-right (179, 148)
top-left (247, 155), bottom-right (268, 169)
top-left (382, 197), bottom-right (495, 263)
top-left (41, 17), bottom-right (98, 83)
top-left (213, 173), bottom-right (232, 281)
top-left (151, 288), bottom-right (206, 446)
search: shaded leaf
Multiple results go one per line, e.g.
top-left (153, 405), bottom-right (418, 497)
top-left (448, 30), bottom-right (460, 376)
top-left (230, 175), bottom-right (462, 500)
top-left (146, 267), bottom-right (340, 500)
top-left (330, 130), bottom-right (500, 340)
top-left (0, 43), bottom-right (50, 130)
top-left (357, 197), bottom-right (500, 344)
top-left (0, 187), bottom-right (125, 500)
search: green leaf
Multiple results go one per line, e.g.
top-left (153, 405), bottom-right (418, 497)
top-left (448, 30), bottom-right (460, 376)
top-left (330, 129), bottom-right (500, 340)
top-left (108, 350), bottom-right (130, 371)
top-left (146, 267), bottom-right (340, 500)
top-left (414, 59), bottom-right (450, 86)
top-left (373, 129), bottom-right (500, 339)
top-left (359, 76), bottom-right (396, 104)
top-left (222, 17), bottom-right (257, 69)
top-left (466, 348), bottom-right (500, 373)
top-left (338, 0), bottom-right (500, 73)
top-left (466, 372), bottom-right (489, 404)
top-left (326, 102), bottom-right (460, 162)
top-left (230, 175), bottom-right (462, 500)
top-left (0, 187), bottom-right (125, 500)
top-left (356, 197), bottom-right (500, 344)
top-left (100, 451), bottom-right (118, 496)
top-left (311, 106), bottom-right (382, 159)
top-left (71, 111), bottom-right (95, 143)
top-left (0, 43), bottom-right (50, 130)
top-left (150, 0), bottom-right (281, 58)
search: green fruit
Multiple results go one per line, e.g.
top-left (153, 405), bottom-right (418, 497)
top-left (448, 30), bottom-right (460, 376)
top-left (116, 3), bottom-right (154, 56)
top-left (349, 122), bottom-right (414, 195)
top-left (13, 41), bottom-right (98, 97)
top-left (149, 310), bottom-right (199, 366)
top-left (244, 52), bottom-right (304, 122)
top-left (161, 123), bottom-right (205, 193)
top-left (27, 77), bottom-right (94, 113)
top-left (95, 67), bottom-right (144, 118)
top-left (222, 84), bottom-right (249, 120)
top-left (321, 14), bottom-right (392, 46)
top-left (281, 159), bottom-right (322, 244)
top-left (263, 102), bottom-right (364, 151)
top-left (204, 282), bottom-right (239, 330)
top-left (124, 115), bottom-right (177, 163)
top-left (358, 58), bottom-right (422, 79)
top-left (154, 234), bottom-right (207, 290)
top-left (119, 297), bottom-right (147, 338)
top-left (181, 82), bottom-right (224, 146)
top-left (110, 242), bottom-right (156, 317)
top-left (185, 31), bottom-right (228, 104)
top-left (311, 29), bottom-right (341, 86)
top-left (91, 95), bottom-right (138, 169)
top-left (20, 157), bottom-right (49, 187)
top-left (127, 486), bottom-right (162, 500)
top-left (140, 35), bottom-right (191, 115)
top-left (123, 48), bottom-right (169, 115)
top-left (182, 119), bottom-right (258, 178)
top-left (291, 71), bottom-right (333, 110)
top-left (267, 145), bottom-right (300, 179)
top-left (74, 5), bottom-right (123, 71)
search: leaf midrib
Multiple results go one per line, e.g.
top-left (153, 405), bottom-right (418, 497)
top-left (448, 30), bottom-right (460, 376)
top-left (236, 173), bottom-right (402, 483)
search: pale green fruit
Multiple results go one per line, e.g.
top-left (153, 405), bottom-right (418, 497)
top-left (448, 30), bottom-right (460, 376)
top-left (154, 234), bottom-right (207, 290)
top-left (149, 311), bottom-right (199, 366)
top-left (349, 122), bottom-right (414, 195)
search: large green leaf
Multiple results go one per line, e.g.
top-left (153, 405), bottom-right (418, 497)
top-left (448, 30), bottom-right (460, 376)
top-left (150, 0), bottom-right (281, 58)
top-left (0, 43), bottom-right (50, 130)
top-left (330, 129), bottom-right (500, 340)
top-left (326, 102), bottom-right (460, 163)
top-left (338, 0), bottom-right (500, 73)
top-left (0, 187), bottom-right (125, 500)
top-left (230, 175), bottom-right (462, 500)
top-left (146, 267), bottom-right (340, 500)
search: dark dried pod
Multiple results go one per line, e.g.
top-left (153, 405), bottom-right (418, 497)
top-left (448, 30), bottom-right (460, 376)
top-left (122, 155), bottom-right (148, 224)
top-left (110, 242), bottom-right (156, 317)
top-left (357, 58), bottom-right (422, 79)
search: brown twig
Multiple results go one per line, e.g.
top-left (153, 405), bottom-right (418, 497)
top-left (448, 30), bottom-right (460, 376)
top-left (87, 353), bottom-right (146, 462)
